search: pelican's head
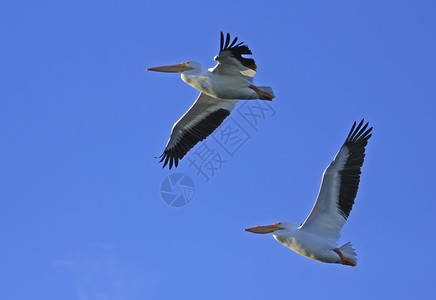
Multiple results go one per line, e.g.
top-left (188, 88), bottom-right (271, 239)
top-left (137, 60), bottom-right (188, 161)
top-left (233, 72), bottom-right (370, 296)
top-left (244, 222), bottom-right (294, 235)
top-left (147, 61), bottom-right (202, 73)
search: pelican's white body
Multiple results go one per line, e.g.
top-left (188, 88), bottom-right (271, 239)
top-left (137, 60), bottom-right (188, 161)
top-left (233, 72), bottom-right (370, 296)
top-left (181, 62), bottom-right (269, 100)
top-left (273, 226), bottom-right (345, 264)
top-left (182, 73), bottom-right (257, 100)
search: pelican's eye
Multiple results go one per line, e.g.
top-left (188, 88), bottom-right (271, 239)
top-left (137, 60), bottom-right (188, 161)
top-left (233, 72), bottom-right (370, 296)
top-left (183, 61), bottom-right (190, 65)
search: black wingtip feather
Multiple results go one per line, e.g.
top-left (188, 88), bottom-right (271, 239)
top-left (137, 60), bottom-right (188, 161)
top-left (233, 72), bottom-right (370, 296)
top-left (348, 119), bottom-right (364, 141)
top-left (218, 32), bottom-right (257, 71)
top-left (337, 119), bottom-right (373, 219)
top-left (346, 121), bottom-right (357, 141)
top-left (224, 33), bottom-right (231, 49)
top-left (229, 36), bottom-right (238, 48)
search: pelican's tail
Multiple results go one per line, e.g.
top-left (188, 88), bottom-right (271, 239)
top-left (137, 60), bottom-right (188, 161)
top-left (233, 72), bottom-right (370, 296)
top-left (339, 242), bottom-right (357, 266)
top-left (257, 86), bottom-right (275, 99)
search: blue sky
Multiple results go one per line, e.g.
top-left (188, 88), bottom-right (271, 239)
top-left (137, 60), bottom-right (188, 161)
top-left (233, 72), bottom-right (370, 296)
top-left (1, 1), bottom-right (436, 299)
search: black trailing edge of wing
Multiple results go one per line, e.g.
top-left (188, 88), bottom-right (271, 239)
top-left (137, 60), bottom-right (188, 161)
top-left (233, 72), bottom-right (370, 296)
top-left (159, 108), bottom-right (231, 169)
top-left (219, 32), bottom-right (257, 71)
top-left (337, 119), bottom-right (373, 219)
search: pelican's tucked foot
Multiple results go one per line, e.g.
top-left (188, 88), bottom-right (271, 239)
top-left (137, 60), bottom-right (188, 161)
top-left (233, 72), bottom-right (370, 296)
top-left (333, 248), bottom-right (356, 267)
top-left (249, 85), bottom-right (274, 101)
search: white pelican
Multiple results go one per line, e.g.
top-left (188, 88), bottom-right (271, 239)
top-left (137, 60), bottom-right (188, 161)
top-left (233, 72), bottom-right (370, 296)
top-left (245, 120), bottom-right (372, 267)
top-left (147, 32), bottom-right (275, 169)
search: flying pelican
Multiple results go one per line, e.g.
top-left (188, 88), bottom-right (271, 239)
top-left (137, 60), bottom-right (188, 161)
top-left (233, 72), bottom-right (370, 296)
top-left (245, 120), bottom-right (372, 267)
top-left (147, 32), bottom-right (275, 169)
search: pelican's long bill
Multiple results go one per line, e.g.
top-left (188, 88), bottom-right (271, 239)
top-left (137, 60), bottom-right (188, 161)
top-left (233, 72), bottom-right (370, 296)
top-left (147, 62), bottom-right (194, 73)
top-left (245, 223), bottom-right (284, 234)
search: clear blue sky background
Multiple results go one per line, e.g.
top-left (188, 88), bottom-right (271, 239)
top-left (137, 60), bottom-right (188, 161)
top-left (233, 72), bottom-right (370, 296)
top-left (1, 1), bottom-right (436, 299)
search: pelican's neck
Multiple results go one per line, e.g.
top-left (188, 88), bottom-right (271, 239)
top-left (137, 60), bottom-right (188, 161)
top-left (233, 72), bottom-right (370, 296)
top-left (272, 223), bottom-right (296, 244)
top-left (182, 61), bottom-right (204, 76)
top-left (180, 62), bottom-right (208, 90)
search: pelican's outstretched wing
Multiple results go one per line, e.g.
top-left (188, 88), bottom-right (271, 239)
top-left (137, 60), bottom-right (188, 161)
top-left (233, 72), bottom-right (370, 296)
top-left (159, 93), bottom-right (236, 169)
top-left (209, 32), bottom-right (257, 78)
top-left (299, 120), bottom-right (372, 240)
